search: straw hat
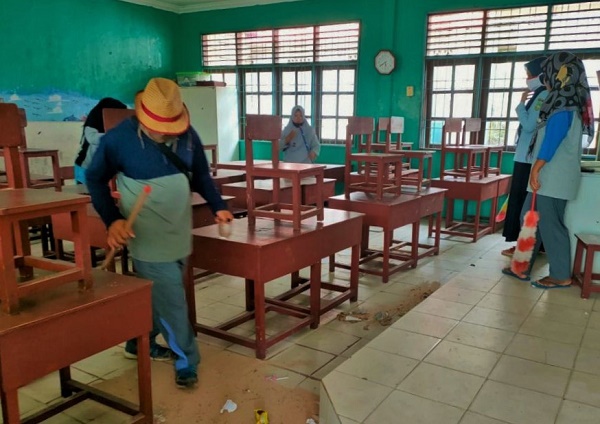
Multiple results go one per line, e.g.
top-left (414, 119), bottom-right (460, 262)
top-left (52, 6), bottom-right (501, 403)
top-left (135, 77), bottom-right (190, 135)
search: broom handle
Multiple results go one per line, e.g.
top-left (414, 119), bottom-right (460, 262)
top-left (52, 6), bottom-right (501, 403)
top-left (531, 190), bottom-right (537, 211)
top-left (100, 185), bottom-right (152, 270)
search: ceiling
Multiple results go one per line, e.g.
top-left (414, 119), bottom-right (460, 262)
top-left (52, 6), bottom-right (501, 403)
top-left (118, 0), bottom-right (303, 14)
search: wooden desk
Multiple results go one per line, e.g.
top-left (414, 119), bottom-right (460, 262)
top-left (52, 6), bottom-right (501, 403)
top-left (187, 209), bottom-right (363, 359)
top-left (0, 270), bottom-right (153, 424)
top-left (0, 189), bottom-right (92, 314)
top-left (430, 176), bottom-right (501, 242)
top-left (221, 178), bottom-right (336, 209)
top-left (209, 169), bottom-right (246, 190)
top-left (328, 193), bottom-right (421, 283)
top-left (216, 161), bottom-right (345, 183)
top-left (216, 160), bottom-right (271, 171)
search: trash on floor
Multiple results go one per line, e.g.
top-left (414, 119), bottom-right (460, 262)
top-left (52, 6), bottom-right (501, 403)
top-left (220, 399), bottom-right (237, 414)
top-left (255, 409), bottom-right (269, 423)
top-left (336, 311), bottom-right (370, 322)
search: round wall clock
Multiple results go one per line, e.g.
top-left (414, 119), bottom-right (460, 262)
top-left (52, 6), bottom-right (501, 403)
top-left (375, 49), bottom-right (396, 75)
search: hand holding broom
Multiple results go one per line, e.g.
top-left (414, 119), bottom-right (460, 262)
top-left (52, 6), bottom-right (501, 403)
top-left (101, 185), bottom-right (152, 270)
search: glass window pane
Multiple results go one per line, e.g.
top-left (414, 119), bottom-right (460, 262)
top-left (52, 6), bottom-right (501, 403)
top-left (322, 70), bottom-right (338, 92)
top-left (452, 93), bottom-right (473, 117)
top-left (454, 65), bottom-right (475, 90)
top-left (246, 72), bottom-right (258, 93)
top-left (298, 94), bottom-right (312, 116)
top-left (339, 70), bottom-right (355, 91)
top-left (259, 95), bottom-right (272, 114)
top-left (282, 95), bottom-right (296, 115)
top-left (321, 118), bottom-right (337, 139)
top-left (322, 94), bottom-right (338, 116)
top-left (282, 72), bottom-right (296, 91)
top-left (246, 95), bottom-right (259, 114)
top-left (429, 120), bottom-right (444, 145)
top-left (506, 121), bottom-right (520, 147)
top-left (338, 94), bottom-right (354, 116)
top-left (224, 73), bottom-right (237, 87)
top-left (259, 72), bottom-right (273, 91)
top-left (337, 118), bottom-right (348, 141)
top-left (298, 71), bottom-right (312, 91)
top-left (509, 92), bottom-right (522, 118)
top-left (487, 92), bottom-right (510, 118)
top-left (431, 93), bottom-right (451, 117)
top-left (485, 121), bottom-right (506, 147)
top-left (432, 66), bottom-right (452, 90)
top-left (511, 61), bottom-right (528, 87)
top-left (490, 62), bottom-right (513, 89)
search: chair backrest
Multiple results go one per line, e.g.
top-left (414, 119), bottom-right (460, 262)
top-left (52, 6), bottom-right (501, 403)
top-left (441, 118), bottom-right (464, 147)
top-left (103, 108), bottom-right (136, 131)
top-left (377, 117), bottom-right (390, 144)
top-left (346, 116), bottom-right (375, 153)
top-left (245, 114), bottom-right (282, 168)
top-left (0, 103), bottom-right (26, 188)
top-left (463, 118), bottom-right (482, 145)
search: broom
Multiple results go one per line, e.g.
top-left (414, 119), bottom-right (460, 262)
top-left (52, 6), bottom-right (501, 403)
top-left (510, 191), bottom-right (539, 276)
top-left (495, 195), bottom-right (509, 223)
top-left (100, 185), bottom-right (152, 270)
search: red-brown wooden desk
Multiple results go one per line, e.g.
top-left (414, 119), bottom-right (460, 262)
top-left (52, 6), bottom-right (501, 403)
top-left (0, 270), bottom-right (153, 424)
top-left (216, 161), bottom-right (345, 183)
top-left (209, 169), bottom-right (246, 191)
top-left (187, 208), bottom-right (363, 359)
top-left (0, 189), bottom-right (92, 314)
top-left (328, 193), bottom-right (421, 283)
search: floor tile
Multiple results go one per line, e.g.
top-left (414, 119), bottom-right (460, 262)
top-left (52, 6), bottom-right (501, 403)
top-left (364, 390), bottom-right (464, 424)
top-left (194, 302), bottom-right (246, 322)
top-left (459, 412), bottom-right (509, 424)
top-left (463, 306), bottom-right (527, 332)
top-left (392, 310), bottom-right (458, 338)
top-left (72, 347), bottom-right (136, 379)
top-left (366, 327), bottom-right (440, 360)
top-left (470, 380), bottom-right (561, 424)
top-left (322, 371), bottom-right (393, 422)
top-left (489, 355), bottom-right (570, 397)
top-left (412, 297), bottom-right (474, 320)
top-left (398, 362), bottom-right (484, 408)
top-left (445, 274), bottom-right (499, 293)
top-left (431, 285), bottom-right (487, 305)
top-left (339, 338), bottom-right (370, 358)
top-left (446, 322), bottom-right (515, 353)
top-left (519, 316), bottom-right (586, 345)
top-left (424, 340), bottom-right (501, 377)
top-left (539, 288), bottom-right (594, 311)
top-left (505, 333), bottom-right (578, 369)
top-left (335, 347), bottom-right (418, 388)
top-left (574, 347), bottom-right (600, 376)
top-left (270, 345), bottom-right (335, 376)
top-left (588, 311), bottom-right (600, 330)
top-left (582, 328), bottom-right (600, 351)
top-left (296, 328), bottom-right (360, 355)
top-left (529, 301), bottom-right (591, 327)
top-left (490, 279), bottom-right (543, 300)
top-left (566, 371), bottom-right (600, 408)
top-left (556, 400), bottom-right (600, 424)
top-left (194, 284), bottom-right (241, 301)
top-left (312, 356), bottom-right (348, 380)
top-left (477, 293), bottom-right (537, 316)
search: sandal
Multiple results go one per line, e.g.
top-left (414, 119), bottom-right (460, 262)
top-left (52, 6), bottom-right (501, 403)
top-left (530, 276), bottom-right (571, 290)
top-left (501, 246), bottom-right (516, 258)
top-left (501, 267), bottom-right (529, 282)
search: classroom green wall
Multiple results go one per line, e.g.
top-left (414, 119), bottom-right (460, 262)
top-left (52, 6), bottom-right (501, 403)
top-left (0, 0), bottom-right (178, 103)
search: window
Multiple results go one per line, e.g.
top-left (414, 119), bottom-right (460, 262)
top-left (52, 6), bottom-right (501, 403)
top-left (424, 2), bottom-right (600, 155)
top-left (202, 22), bottom-right (359, 143)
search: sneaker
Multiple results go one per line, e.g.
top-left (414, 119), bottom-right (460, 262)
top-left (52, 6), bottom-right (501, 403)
top-left (124, 344), bottom-right (174, 362)
top-left (175, 366), bottom-right (198, 389)
top-left (501, 246), bottom-right (516, 257)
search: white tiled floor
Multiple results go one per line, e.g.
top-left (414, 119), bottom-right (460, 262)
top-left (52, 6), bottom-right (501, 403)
top-left (5, 223), bottom-right (600, 423)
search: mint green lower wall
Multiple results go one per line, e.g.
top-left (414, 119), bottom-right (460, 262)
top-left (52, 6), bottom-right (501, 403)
top-left (239, 140), bottom-right (516, 220)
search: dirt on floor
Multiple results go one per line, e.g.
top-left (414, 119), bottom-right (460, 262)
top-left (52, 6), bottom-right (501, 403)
top-left (96, 280), bottom-right (440, 424)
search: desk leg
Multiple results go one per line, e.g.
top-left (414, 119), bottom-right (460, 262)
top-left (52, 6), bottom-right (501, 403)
top-left (310, 262), bottom-right (321, 329)
top-left (137, 332), bottom-right (153, 421)
top-left (434, 212), bottom-right (441, 255)
top-left (473, 200), bottom-right (482, 242)
top-left (411, 221), bottom-right (419, 267)
top-left (350, 243), bottom-right (359, 302)
top-left (71, 207), bottom-right (92, 290)
top-left (59, 367), bottom-right (73, 397)
top-left (328, 254), bottom-right (335, 273)
top-left (382, 229), bottom-right (391, 283)
top-left (1, 387), bottom-right (19, 424)
top-left (0, 220), bottom-right (19, 314)
top-left (245, 279), bottom-right (255, 312)
top-left (254, 280), bottom-right (266, 359)
top-left (291, 271), bottom-right (302, 289)
top-left (361, 225), bottom-right (370, 257)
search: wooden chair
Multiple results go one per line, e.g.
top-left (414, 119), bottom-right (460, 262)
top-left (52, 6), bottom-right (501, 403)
top-left (344, 117), bottom-right (404, 200)
top-left (463, 118), bottom-right (503, 176)
top-left (102, 108), bottom-right (136, 131)
top-left (245, 114), bottom-right (325, 230)
top-left (572, 233), bottom-right (600, 299)
top-left (203, 144), bottom-right (218, 175)
top-left (439, 117), bottom-right (486, 182)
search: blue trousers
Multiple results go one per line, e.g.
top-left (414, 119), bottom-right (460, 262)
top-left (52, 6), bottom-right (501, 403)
top-left (522, 193), bottom-right (571, 280)
top-left (130, 258), bottom-right (200, 371)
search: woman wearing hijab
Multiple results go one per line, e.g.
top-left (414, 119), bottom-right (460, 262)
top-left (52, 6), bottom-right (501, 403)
top-left (511, 51), bottom-right (594, 288)
top-left (74, 97), bottom-right (127, 184)
top-left (279, 105), bottom-right (321, 163)
top-left (501, 57), bottom-right (549, 259)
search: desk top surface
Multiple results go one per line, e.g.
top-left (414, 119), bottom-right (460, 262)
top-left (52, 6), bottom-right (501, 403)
top-left (222, 178), bottom-right (336, 190)
top-left (0, 188), bottom-right (90, 216)
top-left (329, 192), bottom-right (420, 206)
top-left (192, 208), bottom-right (362, 246)
top-left (0, 270), bottom-right (151, 333)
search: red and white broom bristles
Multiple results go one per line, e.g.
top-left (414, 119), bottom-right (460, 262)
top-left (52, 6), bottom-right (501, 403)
top-left (510, 191), bottom-right (539, 276)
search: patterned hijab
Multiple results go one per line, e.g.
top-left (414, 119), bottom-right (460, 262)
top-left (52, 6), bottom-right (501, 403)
top-left (538, 51), bottom-right (595, 145)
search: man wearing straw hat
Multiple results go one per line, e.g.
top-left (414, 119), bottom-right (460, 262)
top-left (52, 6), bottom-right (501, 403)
top-left (86, 77), bottom-right (234, 388)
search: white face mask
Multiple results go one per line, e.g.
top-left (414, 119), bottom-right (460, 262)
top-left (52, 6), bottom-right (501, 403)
top-left (526, 76), bottom-right (543, 91)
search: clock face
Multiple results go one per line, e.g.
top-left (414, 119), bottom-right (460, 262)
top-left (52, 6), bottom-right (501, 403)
top-left (375, 50), bottom-right (396, 75)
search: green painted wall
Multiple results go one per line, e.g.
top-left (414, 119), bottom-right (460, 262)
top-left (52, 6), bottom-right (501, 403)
top-left (0, 0), bottom-right (178, 102)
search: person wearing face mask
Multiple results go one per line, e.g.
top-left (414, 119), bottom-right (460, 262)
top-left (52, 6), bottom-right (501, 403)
top-left (500, 57), bottom-right (549, 264)
top-left (86, 77), bottom-right (234, 388)
top-left (279, 105), bottom-right (321, 163)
